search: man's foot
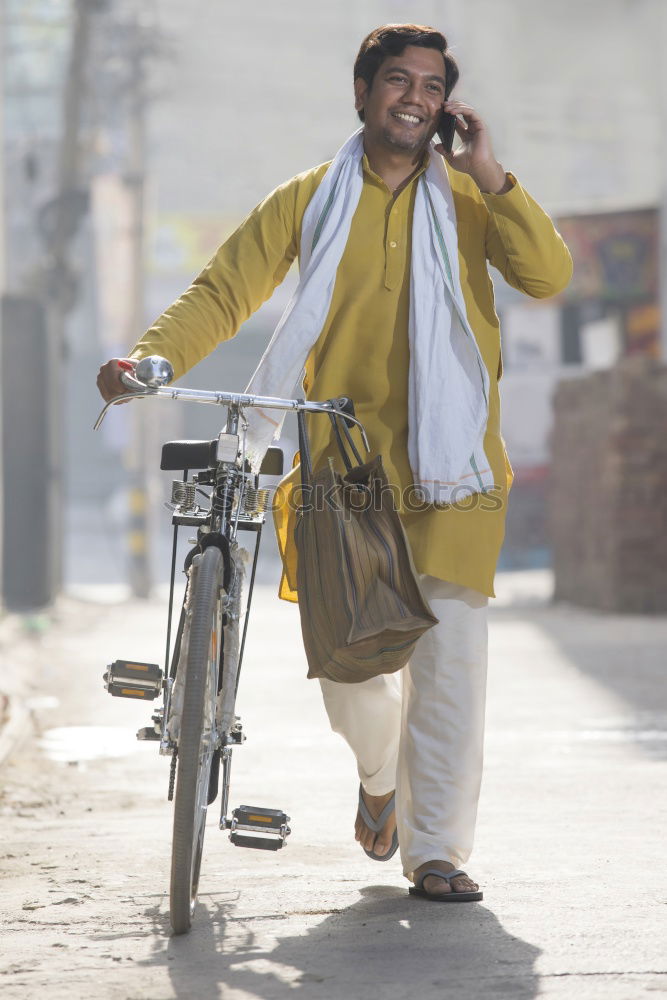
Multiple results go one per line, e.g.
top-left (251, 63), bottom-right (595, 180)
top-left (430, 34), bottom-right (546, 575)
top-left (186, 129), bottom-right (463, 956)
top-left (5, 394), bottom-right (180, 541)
top-left (355, 787), bottom-right (397, 858)
top-left (413, 860), bottom-right (480, 896)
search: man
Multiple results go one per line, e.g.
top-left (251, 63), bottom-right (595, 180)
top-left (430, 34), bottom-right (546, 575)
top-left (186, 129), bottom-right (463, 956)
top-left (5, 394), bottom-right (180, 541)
top-left (98, 24), bottom-right (572, 901)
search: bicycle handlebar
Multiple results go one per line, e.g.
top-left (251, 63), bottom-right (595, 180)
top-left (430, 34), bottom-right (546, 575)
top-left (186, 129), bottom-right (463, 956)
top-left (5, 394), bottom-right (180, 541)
top-left (94, 356), bottom-right (370, 449)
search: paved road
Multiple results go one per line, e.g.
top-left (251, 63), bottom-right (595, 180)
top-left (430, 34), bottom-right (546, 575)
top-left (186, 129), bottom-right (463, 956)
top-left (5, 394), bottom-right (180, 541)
top-left (0, 574), bottom-right (666, 999)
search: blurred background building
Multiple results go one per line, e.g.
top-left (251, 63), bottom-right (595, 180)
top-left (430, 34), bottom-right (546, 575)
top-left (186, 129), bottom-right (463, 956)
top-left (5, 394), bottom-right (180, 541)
top-left (1, 0), bottom-right (666, 609)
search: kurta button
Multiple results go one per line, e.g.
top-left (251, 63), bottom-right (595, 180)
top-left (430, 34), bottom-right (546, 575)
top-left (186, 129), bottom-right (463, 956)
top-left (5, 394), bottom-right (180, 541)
top-left (389, 240), bottom-right (398, 248)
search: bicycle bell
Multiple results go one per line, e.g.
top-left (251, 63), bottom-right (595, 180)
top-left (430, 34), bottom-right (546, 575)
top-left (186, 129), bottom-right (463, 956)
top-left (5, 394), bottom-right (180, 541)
top-left (135, 355), bottom-right (174, 388)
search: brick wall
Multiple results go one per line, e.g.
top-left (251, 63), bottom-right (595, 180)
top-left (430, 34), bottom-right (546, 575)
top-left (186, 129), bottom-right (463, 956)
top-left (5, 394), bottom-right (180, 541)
top-left (549, 357), bottom-right (667, 613)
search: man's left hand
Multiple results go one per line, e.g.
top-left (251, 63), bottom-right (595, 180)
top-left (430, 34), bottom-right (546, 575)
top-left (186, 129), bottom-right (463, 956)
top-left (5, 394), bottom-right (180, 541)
top-left (434, 101), bottom-right (511, 195)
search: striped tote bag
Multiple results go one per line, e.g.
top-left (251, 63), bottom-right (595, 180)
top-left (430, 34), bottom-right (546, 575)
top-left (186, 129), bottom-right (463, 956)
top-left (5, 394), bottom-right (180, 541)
top-left (294, 403), bottom-right (438, 683)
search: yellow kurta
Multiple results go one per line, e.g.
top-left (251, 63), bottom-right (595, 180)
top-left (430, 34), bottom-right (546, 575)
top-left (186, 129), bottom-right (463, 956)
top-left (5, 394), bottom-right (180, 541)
top-left (129, 155), bottom-right (572, 600)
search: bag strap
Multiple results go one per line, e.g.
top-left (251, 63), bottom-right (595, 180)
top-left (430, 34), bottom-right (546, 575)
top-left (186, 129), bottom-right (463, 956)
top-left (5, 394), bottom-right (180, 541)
top-left (298, 397), bottom-right (364, 490)
top-left (328, 399), bottom-right (364, 471)
top-left (296, 402), bottom-right (313, 494)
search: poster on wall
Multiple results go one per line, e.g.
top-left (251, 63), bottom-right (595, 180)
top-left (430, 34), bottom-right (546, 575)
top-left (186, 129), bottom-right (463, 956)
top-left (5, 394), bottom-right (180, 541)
top-left (557, 208), bottom-right (658, 303)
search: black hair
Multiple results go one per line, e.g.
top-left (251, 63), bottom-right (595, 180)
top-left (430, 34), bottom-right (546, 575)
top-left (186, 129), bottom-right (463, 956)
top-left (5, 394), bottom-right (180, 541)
top-left (354, 23), bottom-right (459, 121)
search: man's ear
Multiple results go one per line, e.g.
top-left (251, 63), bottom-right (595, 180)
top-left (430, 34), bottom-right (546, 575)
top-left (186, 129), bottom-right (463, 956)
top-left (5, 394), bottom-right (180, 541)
top-left (353, 77), bottom-right (367, 114)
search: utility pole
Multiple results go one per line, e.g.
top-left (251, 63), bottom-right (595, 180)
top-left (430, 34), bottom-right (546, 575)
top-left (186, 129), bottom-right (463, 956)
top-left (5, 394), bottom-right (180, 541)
top-left (660, 0), bottom-right (667, 360)
top-left (2, 0), bottom-right (156, 609)
top-left (45, 0), bottom-right (96, 595)
top-left (0, 0), bottom-right (5, 297)
top-left (0, 0), bottom-right (6, 607)
top-left (1, 0), bottom-right (65, 611)
top-left (124, 22), bottom-right (152, 598)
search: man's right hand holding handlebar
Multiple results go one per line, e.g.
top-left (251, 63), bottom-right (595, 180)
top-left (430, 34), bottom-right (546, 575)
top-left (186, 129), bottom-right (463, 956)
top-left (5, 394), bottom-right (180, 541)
top-left (96, 358), bottom-right (137, 403)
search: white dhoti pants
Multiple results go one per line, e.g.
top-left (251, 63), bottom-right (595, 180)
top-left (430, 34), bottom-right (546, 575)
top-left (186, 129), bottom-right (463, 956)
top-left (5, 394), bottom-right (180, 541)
top-left (319, 576), bottom-right (488, 878)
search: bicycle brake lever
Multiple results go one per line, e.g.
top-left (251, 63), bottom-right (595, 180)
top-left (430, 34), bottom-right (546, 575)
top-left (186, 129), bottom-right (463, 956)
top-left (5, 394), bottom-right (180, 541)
top-left (120, 370), bottom-right (152, 392)
top-left (93, 387), bottom-right (154, 431)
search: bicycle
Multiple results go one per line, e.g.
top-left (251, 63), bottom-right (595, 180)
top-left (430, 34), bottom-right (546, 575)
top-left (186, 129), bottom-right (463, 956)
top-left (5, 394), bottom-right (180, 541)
top-left (94, 355), bottom-right (368, 934)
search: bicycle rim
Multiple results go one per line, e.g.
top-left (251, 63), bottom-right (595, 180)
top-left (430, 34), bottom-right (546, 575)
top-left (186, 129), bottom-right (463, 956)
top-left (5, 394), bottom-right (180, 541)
top-left (170, 546), bottom-right (224, 934)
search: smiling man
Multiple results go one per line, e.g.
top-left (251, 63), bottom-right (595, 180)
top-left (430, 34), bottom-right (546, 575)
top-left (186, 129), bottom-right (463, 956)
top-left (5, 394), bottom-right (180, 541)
top-left (97, 24), bottom-right (572, 902)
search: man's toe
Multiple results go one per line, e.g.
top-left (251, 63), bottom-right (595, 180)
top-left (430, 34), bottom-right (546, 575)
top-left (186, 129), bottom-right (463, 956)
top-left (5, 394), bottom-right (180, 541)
top-left (452, 876), bottom-right (478, 893)
top-left (420, 873), bottom-right (480, 895)
top-left (356, 804), bottom-right (397, 856)
top-left (423, 875), bottom-right (452, 895)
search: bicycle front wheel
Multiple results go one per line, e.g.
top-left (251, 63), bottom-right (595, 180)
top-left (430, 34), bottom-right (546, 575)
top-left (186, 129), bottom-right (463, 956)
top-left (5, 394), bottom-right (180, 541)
top-left (170, 545), bottom-right (225, 934)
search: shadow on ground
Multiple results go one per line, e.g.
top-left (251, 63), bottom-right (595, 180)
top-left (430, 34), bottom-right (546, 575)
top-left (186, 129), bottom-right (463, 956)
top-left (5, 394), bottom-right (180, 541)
top-left (137, 885), bottom-right (540, 1000)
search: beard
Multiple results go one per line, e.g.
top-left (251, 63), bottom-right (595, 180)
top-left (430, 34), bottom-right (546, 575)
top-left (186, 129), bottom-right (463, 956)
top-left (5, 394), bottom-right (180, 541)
top-left (380, 118), bottom-right (431, 154)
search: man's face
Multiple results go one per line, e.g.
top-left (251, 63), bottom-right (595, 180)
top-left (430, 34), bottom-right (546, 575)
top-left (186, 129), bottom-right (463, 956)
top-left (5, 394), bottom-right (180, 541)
top-left (354, 45), bottom-right (447, 155)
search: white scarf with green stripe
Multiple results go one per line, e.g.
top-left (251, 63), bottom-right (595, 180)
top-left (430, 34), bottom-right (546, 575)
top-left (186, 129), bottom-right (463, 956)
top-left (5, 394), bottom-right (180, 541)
top-left (245, 128), bottom-right (494, 504)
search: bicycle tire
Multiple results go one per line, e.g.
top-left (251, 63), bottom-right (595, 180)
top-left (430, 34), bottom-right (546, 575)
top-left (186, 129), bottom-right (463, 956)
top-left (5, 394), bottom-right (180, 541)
top-left (170, 545), bottom-right (225, 934)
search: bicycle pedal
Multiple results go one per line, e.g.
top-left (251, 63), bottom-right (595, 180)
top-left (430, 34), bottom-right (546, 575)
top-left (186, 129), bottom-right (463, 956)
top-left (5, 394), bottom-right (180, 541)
top-left (136, 725), bottom-right (161, 741)
top-left (103, 659), bottom-right (163, 700)
top-left (228, 806), bottom-right (291, 850)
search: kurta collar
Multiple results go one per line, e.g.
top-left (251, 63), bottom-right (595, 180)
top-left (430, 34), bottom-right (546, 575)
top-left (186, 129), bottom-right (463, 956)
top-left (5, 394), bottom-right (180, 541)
top-left (361, 150), bottom-right (430, 194)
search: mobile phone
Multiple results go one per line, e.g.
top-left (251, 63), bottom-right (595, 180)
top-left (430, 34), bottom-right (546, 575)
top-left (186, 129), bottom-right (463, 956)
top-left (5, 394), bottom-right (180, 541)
top-left (437, 110), bottom-right (457, 153)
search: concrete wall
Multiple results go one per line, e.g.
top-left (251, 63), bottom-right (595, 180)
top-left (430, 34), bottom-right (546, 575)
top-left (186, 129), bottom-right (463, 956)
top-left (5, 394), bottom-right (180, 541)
top-left (147, 0), bottom-right (664, 224)
top-left (549, 357), bottom-right (667, 612)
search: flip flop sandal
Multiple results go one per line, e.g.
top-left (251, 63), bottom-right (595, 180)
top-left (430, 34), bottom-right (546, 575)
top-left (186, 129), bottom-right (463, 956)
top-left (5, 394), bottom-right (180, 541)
top-left (358, 784), bottom-right (399, 862)
top-left (409, 868), bottom-right (483, 902)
